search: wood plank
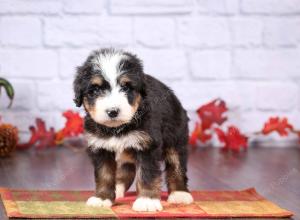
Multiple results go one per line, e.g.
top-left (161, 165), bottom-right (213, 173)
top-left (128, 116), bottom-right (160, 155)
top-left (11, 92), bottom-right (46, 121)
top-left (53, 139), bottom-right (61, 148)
top-left (0, 146), bottom-right (299, 219)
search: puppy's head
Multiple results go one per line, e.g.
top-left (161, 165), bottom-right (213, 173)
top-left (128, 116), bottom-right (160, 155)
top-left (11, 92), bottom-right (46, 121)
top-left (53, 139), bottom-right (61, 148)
top-left (74, 48), bottom-right (144, 127)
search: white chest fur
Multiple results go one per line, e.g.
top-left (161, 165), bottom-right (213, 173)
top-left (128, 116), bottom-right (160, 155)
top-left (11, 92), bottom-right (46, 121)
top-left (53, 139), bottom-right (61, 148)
top-left (85, 131), bottom-right (151, 153)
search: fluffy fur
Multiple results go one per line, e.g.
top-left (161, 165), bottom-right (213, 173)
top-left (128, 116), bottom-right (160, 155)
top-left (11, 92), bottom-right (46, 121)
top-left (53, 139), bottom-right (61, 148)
top-left (73, 48), bottom-right (193, 212)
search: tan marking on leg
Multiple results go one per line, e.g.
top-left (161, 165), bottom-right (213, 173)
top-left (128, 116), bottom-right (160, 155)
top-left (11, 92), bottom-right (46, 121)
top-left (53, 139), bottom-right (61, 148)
top-left (165, 148), bottom-right (180, 171)
top-left (165, 147), bottom-right (188, 193)
top-left (136, 173), bottom-right (161, 198)
top-left (116, 150), bottom-right (136, 163)
top-left (95, 160), bottom-right (116, 201)
top-left (98, 163), bottom-right (114, 182)
top-left (116, 150), bottom-right (136, 198)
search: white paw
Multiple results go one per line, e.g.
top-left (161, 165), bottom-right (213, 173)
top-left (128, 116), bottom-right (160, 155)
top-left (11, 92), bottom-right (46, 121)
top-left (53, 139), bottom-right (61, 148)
top-left (115, 183), bottom-right (125, 199)
top-left (167, 191), bottom-right (194, 204)
top-left (132, 197), bottom-right (163, 212)
top-left (86, 196), bottom-right (112, 207)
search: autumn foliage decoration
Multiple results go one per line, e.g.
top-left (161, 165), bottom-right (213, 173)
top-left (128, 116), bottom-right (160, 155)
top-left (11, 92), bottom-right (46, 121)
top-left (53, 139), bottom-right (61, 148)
top-left (17, 110), bottom-right (83, 150)
top-left (55, 110), bottom-right (84, 145)
top-left (190, 99), bottom-right (298, 151)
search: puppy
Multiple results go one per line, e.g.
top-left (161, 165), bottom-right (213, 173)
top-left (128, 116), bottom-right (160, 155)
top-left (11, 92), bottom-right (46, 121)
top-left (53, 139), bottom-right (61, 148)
top-left (73, 48), bottom-right (193, 212)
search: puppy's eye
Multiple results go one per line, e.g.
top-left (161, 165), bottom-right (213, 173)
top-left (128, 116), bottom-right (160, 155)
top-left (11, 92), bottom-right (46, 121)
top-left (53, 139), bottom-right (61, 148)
top-left (121, 84), bottom-right (132, 92)
top-left (87, 85), bottom-right (101, 97)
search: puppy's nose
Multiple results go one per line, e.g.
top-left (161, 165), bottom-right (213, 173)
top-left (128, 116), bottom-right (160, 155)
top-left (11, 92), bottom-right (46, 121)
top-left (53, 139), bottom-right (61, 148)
top-left (106, 108), bottom-right (120, 118)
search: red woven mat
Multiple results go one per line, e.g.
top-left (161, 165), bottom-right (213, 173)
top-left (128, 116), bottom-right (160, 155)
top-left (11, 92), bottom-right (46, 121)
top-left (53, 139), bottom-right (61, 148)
top-left (0, 187), bottom-right (293, 219)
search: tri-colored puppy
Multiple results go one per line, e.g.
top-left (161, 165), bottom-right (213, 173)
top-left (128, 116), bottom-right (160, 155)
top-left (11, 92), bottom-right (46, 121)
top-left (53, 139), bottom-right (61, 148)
top-left (73, 48), bottom-right (193, 212)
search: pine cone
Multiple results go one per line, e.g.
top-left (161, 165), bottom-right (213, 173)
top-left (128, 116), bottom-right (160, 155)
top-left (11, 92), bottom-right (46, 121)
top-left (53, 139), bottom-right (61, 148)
top-left (0, 124), bottom-right (18, 157)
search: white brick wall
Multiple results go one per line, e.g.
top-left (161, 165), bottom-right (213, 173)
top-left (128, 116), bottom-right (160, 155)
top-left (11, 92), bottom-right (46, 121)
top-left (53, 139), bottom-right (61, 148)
top-left (0, 0), bottom-right (300, 145)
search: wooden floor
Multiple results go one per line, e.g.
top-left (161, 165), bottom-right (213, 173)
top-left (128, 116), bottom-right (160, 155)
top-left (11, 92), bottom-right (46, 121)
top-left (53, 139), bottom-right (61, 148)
top-left (0, 146), bottom-right (299, 219)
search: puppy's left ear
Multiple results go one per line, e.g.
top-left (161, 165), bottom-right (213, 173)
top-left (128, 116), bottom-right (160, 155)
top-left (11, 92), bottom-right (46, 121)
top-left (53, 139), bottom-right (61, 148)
top-left (73, 66), bottom-right (86, 107)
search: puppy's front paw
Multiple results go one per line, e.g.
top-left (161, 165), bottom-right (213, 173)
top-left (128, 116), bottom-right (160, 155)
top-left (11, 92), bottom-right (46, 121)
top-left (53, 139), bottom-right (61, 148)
top-left (167, 191), bottom-right (194, 204)
top-left (86, 196), bottom-right (112, 208)
top-left (132, 197), bottom-right (163, 212)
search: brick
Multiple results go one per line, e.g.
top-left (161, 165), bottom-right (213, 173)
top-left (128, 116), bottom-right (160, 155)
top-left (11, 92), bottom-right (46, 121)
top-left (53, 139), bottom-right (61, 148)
top-left (37, 82), bottom-right (75, 111)
top-left (299, 91), bottom-right (300, 110)
top-left (216, 82), bottom-right (256, 111)
top-left (0, 17), bottom-right (41, 47)
top-left (190, 50), bottom-right (231, 79)
top-left (231, 18), bottom-right (263, 46)
top-left (187, 111), bottom-right (198, 132)
top-left (178, 18), bottom-right (230, 48)
top-left (44, 17), bottom-right (132, 47)
top-left (63, 0), bottom-right (104, 14)
top-left (232, 111), bottom-right (272, 133)
top-left (197, 0), bottom-right (239, 14)
top-left (0, 49), bottom-right (58, 79)
top-left (59, 49), bottom-right (91, 79)
top-left (0, 0), bottom-right (62, 14)
top-left (133, 48), bottom-right (187, 80)
top-left (233, 49), bottom-right (300, 79)
top-left (170, 81), bottom-right (256, 111)
top-left (264, 18), bottom-right (300, 47)
top-left (134, 18), bottom-right (175, 47)
top-left (1, 111), bottom-right (53, 133)
top-left (241, 0), bottom-right (300, 14)
top-left (110, 0), bottom-right (193, 14)
top-left (256, 82), bottom-right (298, 111)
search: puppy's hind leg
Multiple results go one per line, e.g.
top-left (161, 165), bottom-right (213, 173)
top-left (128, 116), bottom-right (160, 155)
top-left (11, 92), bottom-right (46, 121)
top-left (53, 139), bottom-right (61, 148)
top-left (165, 147), bottom-right (194, 204)
top-left (115, 150), bottom-right (136, 199)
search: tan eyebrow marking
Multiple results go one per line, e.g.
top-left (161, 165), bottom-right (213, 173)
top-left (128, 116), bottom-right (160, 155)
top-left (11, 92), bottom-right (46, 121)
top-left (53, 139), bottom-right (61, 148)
top-left (91, 76), bottom-right (103, 86)
top-left (118, 74), bottom-right (131, 86)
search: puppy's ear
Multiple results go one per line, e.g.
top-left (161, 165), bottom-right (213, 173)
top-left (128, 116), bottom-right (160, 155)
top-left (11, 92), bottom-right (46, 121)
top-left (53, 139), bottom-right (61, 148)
top-left (73, 66), bottom-right (86, 107)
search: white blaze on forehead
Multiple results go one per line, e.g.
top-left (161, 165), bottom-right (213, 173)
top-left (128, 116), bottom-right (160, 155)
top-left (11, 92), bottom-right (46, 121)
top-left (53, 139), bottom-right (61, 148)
top-left (91, 51), bottom-right (126, 86)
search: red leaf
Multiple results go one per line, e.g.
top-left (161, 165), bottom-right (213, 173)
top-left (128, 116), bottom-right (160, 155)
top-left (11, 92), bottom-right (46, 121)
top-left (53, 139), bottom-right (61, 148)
top-left (189, 123), bottom-right (200, 146)
top-left (197, 99), bottom-right (228, 130)
top-left (17, 118), bottom-right (56, 150)
top-left (55, 110), bottom-right (83, 144)
top-left (215, 126), bottom-right (248, 151)
top-left (214, 127), bottom-right (227, 144)
top-left (262, 117), bottom-right (293, 136)
top-left (189, 122), bottom-right (212, 146)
